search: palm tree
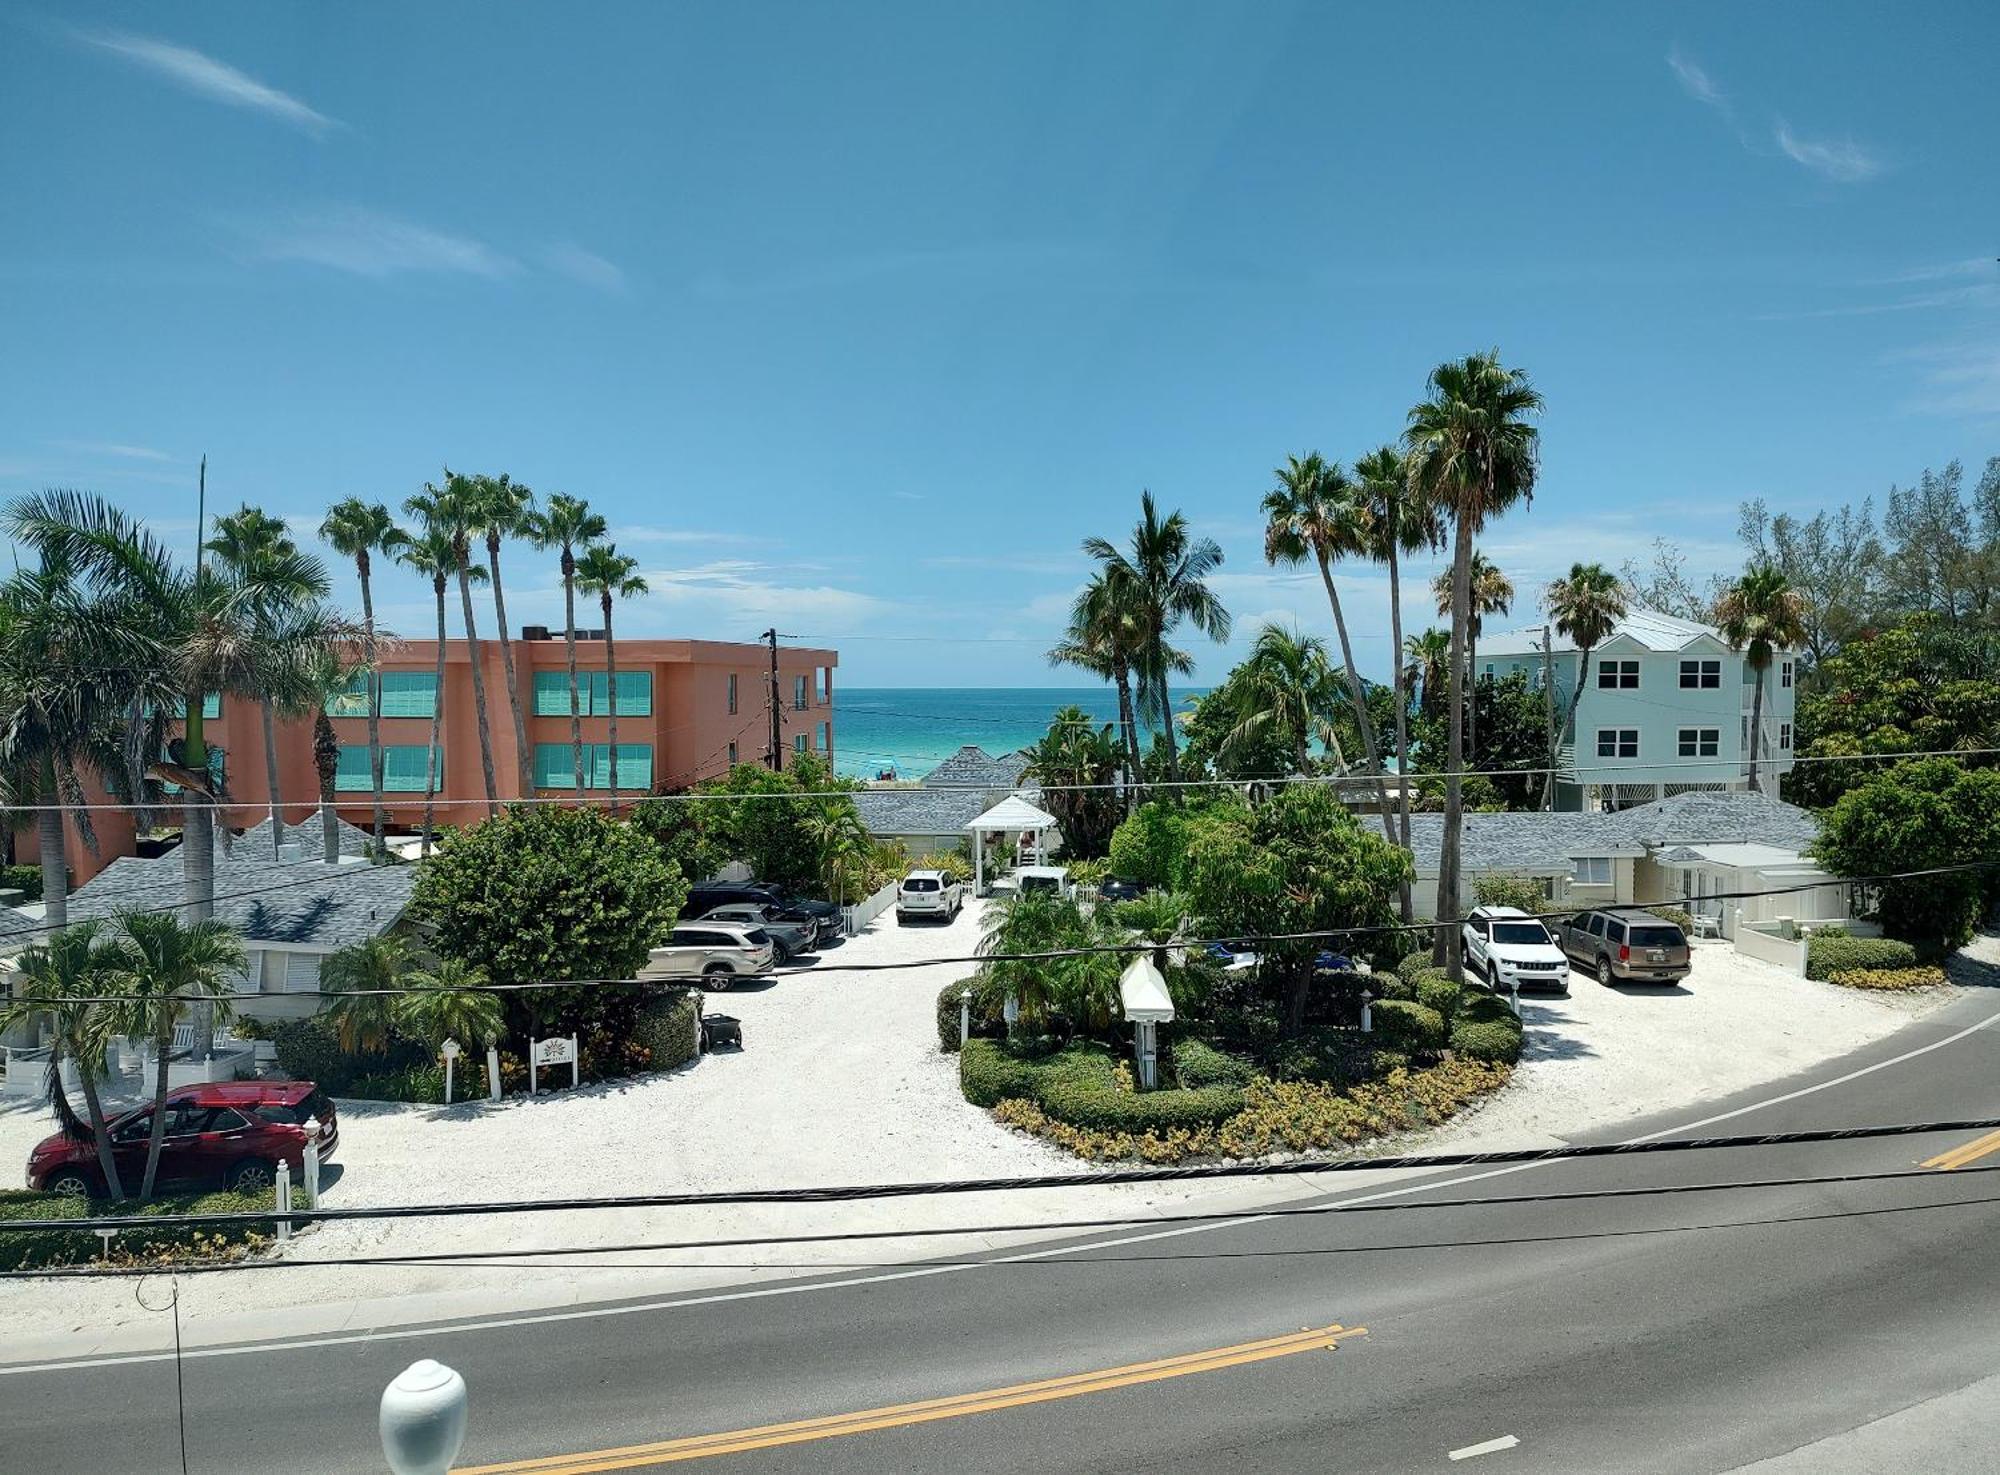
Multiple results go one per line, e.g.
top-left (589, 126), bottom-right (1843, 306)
top-left (396, 957), bottom-right (504, 1101)
top-left (1405, 350), bottom-right (1543, 974)
top-left (322, 934), bottom-right (413, 1055)
top-left (1716, 564), bottom-right (1809, 795)
top-left (574, 543), bottom-right (649, 816)
top-left (1355, 445), bottom-right (1437, 884)
top-left (288, 639), bottom-right (366, 863)
top-left (1433, 551), bottom-right (1515, 764)
top-left (524, 494), bottom-right (608, 792)
top-left (0, 922), bottom-right (140, 1200)
top-left (1082, 492), bottom-right (1230, 789)
top-left (114, 910), bottom-right (244, 1199)
top-left (1219, 625), bottom-right (1341, 778)
top-left (1048, 569), bottom-right (1164, 814)
top-left (1262, 453), bottom-right (1395, 826)
top-left (800, 803), bottom-right (871, 904)
top-left (320, 499), bottom-right (407, 854)
top-left (396, 526), bottom-right (480, 856)
top-left (1541, 563), bottom-right (1627, 807)
top-left (465, 474), bottom-right (537, 796)
top-left (407, 475), bottom-right (499, 818)
top-left (1021, 705), bottom-right (1122, 858)
top-left (1403, 628), bottom-right (1453, 722)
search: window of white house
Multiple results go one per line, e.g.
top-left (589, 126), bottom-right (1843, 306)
top-left (1677, 727), bottom-right (1719, 758)
top-left (1595, 728), bottom-right (1639, 758)
top-left (727, 672), bottom-right (738, 715)
top-left (1571, 856), bottom-right (1612, 886)
top-left (1679, 659), bottom-right (1720, 689)
top-left (1781, 722), bottom-right (1792, 750)
top-left (1782, 661), bottom-right (1793, 689)
top-left (1597, 659), bottom-right (1639, 689)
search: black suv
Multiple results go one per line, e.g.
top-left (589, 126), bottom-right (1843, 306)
top-left (683, 882), bottom-right (841, 930)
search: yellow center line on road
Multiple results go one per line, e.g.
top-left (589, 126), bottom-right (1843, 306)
top-left (456, 1322), bottom-right (1365, 1474)
top-left (1922, 1127), bottom-right (2000, 1172)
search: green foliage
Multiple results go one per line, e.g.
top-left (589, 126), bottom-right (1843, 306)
top-left (410, 802), bottom-right (686, 1034)
top-left (270, 1016), bottom-right (369, 1094)
top-left (395, 957), bottom-right (504, 1050)
top-left (1373, 971), bottom-right (1415, 1002)
top-left (631, 988), bottom-right (703, 1072)
top-left (1036, 1078), bottom-right (1246, 1134)
top-left (1407, 672), bottom-right (1554, 810)
top-left (1472, 874), bottom-right (1549, 913)
top-left (1811, 758), bottom-right (2000, 947)
top-left (1263, 1028), bottom-right (1382, 1087)
top-left (1022, 706), bottom-right (1122, 858)
top-left (1396, 950), bottom-right (1437, 983)
top-left (1826, 965), bottom-right (1949, 991)
top-left (958, 1039), bottom-right (1045, 1108)
top-left (976, 891), bottom-right (1125, 1034)
top-left (348, 1063), bottom-right (450, 1103)
top-left (1170, 1038), bottom-right (1257, 1089)
top-left (629, 799), bottom-right (729, 888)
top-left (1108, 801), bottom-right (1191, 889)
top-left (914, 848), bottom-right (974, 885)
top-left (936, 978), bottom-right (998, 1052)
top-left (660, 752), bottom-right (860, 893)
top-left (1368, 999), bottom-right (1445, 1056)
top-left (1413, 971), bottom-right (1464, 1022)
top-left (0, 864), bottom-right (46, 901)
top-left (1448, 989), bottom-right (1527, 1061)
top-left (322, 934), bottom-right (412, 1057)
top-left (1066, 857), bottom-right (1111, 890)
top-left (1804, 934), bottom-right (1920, 980)
top-left (1647, 907), bottom-right (1694, 932)
top-left (0, 1187), bottom-right (275, 1271)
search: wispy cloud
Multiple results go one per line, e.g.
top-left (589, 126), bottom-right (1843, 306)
top-left (611, 525), bottom-right (742, 545)
top-left (543, 243), bottom-right (627, 293)
top-left (81, 30), bottom-right (338, 136)
top-left (1667, 46), bottom-right (1729, 112)
top-left (1755, 282), bottom-right (1998, 321)
top-left (241, 206), bottom-right (519, 280)
top-left (634, 559), bottom-right (901, 629)
top-left (1897, 344), bottom-right (2000, 419)
top-left (52, 439), bottom-right (172, 462)
top-left (1774, 122), bottom-right (1884, 183)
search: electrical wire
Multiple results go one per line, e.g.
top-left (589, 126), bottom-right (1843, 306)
top-left (12, 1117), bottom-right (1999, 1236)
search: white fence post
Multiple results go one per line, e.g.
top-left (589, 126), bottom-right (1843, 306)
top-left (568, 1036), bottom-right (579, 1090)
top-left (275, 1159), bottom-right (293, 1241)
top-left (302, 1131), bottom-right (320, 1210)
top-left (486, 1046), bottom-right (502, 1102)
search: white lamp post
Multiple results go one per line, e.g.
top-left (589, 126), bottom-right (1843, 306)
top-left (958, 988), bottom-right (973, 1047)
top-left (440, 1038), bottom-right (461, 1106)
top-left (1118, 954), bottom-right (1175, 1090)
top-left (380, 1360), bottom-right (468, 1475)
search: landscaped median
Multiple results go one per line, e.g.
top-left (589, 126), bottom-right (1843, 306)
top-left (0, 1187), bottom-right (277, 1273)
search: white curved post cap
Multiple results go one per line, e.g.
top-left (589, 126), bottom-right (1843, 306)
top-left (380, 1359), bottom-right (468, 1475)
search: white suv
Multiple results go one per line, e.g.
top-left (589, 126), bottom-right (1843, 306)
top-left (1461, 905), bottom-right (1571, 996)
top-left (897, 870), bottom-right (964, 923)
top-left (639, 921), bottom-right (776, 990)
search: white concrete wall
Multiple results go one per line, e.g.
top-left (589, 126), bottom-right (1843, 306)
top-left (1733, 920), bottom-right (1806, 974)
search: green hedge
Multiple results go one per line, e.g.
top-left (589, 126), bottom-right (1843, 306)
top-left (1472, 875), bottom-right (1549, 913)
top-left (0, 864), bottom-right (47, 902)
top-left (1171, 1039), bottom-right (1257, 1089)
top-left (1805, 936), bottom-right (1917, 981)
top-left (1369, 999), bottom-right (1445, 1056)
top-left (633, 988), bottom-right (702, 1072)
top-left (1413, 972), bottom-right (1464, 1023)
top-left (270, 1016), bottom-right (364, 1094)
top-left (1396, 950), bottom-right (1437, 983)
top-left (0, 1187), bottom-right (277, 1272)
top-left (961, 1039), bottom-right (1246, 1131)
top-left (1448, 990), bottom-right (1524, 1064)
top-left (959, 1039), bottom-right (1045, 1107)
top-left (936, 979), bottom-right (997, 1053)
top-left (348, 1064), bottom-right (449, 1103)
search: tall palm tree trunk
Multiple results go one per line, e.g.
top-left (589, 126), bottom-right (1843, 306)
top-left (72, 1060), bottom-right (125, 1202)
top-left (1435, 517), bottom-right (1473, 975)
top-left (141, 1021), bottom-right (172, 1199)
top-left (603, 598), bottom-right (622, 817)
top-left (36, 756), bottom-right (67, 930)
top-left (261, 705), bottom-right (284, 858)
top-left (1153, 620), bottom-right (1183, 792)
top-left (1747, 667), bottom-right (1766, 795)
top-left (563, 555), bottom-right (585, 793)
top-left (314, 712), bottom-right (340, 863)
top-left (180, 700), bottom-right (215, 1054)
top-left (487, 540), bottom-right (534, 796)
top-left (1466, 630), bottom-right (1479, 767)
top-left (357, 555), bottom-right (387, 855)
top-left (456, 568), bottom-right (499, 819)
top-left (1112, 660), bottom-right (1141, 814)
top-left (422, 581), bottom-right (447, 858)
top-left (1314, 553), bottom-right (1396, 830)
top-left (1386, 544), bottom-right (1415, 921)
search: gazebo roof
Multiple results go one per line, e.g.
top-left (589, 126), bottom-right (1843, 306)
top-left (966, 794), bottom-right (1059, 833)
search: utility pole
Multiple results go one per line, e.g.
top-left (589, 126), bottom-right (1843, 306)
top-left (762, 627), bottom-right (783, 772)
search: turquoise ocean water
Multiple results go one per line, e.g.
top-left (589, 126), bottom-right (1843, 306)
top-left (831, 687), bottom-right (1205, 780)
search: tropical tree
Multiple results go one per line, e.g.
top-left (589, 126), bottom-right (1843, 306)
top-left (799, 802), bottom-right (872, 904)
top-left (395, 956), bottom-right (505, 1099)
top-left (976, 890), bottom-right (1123, 1034)
top-left (524, 494), bottom-right (609, 792)
top-left (1021, 705), bottom-right (1122, 858)
top-left (1405, 350), bottom-right (1543, 974)
top-left (1355, 444), bottom-right (1437, 883)
top-left (1540, 563), bottom-right (1627, 807)
top-left (574, 543), bottom-right (649, 815)
top-left (464, 474), bottom-right (537, 796)
top-left (114, 910), bottom-right (244, 1199)
top-left (1263, 453), bottom-right (1395, 826)
top-left (0, 922), bottom-right (139, 1200)
top-left (321, 934), bottom-right (414, 1056)
top-left (396, 526), bottom-right (479, 856)
top-left (1716, 564), bottom-right (1809, 794)
top-left (1082, 492), bottom-right (1230, 789)
top-left (407, 475), bottom-right (498, 818)
top-left (1217, 625), bottom-right (1341, 778)
top-left (319, 498), bottom-right (407, 853)
top-left (1048, 569), bottom-right (1154, 814)
top-left (1434, 551), bottom-right (1514, 764)
top-left (1403, 628), bottom-right (1453, 722)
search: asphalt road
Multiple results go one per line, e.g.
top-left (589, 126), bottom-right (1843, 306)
top-left (6, 988), bottom-right (1999, 1474)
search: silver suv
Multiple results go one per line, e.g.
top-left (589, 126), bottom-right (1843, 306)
top-left (639, 921), bottom-right (776, 990)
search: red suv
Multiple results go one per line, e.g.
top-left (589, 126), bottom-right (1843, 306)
top-left (26, 1082), bottom-right (338, 1198)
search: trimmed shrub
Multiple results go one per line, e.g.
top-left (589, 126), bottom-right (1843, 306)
top-left (1265, 1028), bottom-right (1380, 1088)
top-left (1172, 1039), bottom-right (1257, 1090)
top-left (936, 979), bottom-right (997, 1053)
top-left (632, 988), bottom-right (702, 1072)
top-left (1805, 936), bottom-right (1918, 981)
top-left (270, 1016), bottom-right (363, 1094)
top-left (959, 1039), bottom-right (1043, 1107)
top-left (0, 864), bottom-right (47, 902)
top-left (347, 1064), bottom-right (448, 1103)
top-left (1449, 989), bottom-right (1524, 1064)
top-left (0, 1188), bottom-right (275, 1272)
top-left (1647, 907), bottom-right (1694, 933)
top-left (1396, 950), bottom-right (1437, 983)
top-left (1373, 972), bottom-right (1416, 1002)
top-left (1369, 999), bottom-right (1445, 1056)
top-left (1827, 965), bottom-right (1949, 991)
top-left (1414, 972), bottom-right (1464, 1023)
top-left (1035, 1078), bottom-right (1245, 1133)
top-left (1472, 875), bottom-right (1548, 914)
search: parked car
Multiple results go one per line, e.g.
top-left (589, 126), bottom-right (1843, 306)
top-left (1206, 940), bottom-right (1260, 971)
top-left (1097, 877), bottom-right (1150, 903)
top-left (695, 900), bottom-right (818, 960)
top-left (897, 869), bottom-right (965, 923)
top-left (27, 1081), bottom-right (338, 1198)
top-left (747, 882), bottom-right (843, 929)
top-left (1461, 905), bottom-right (1572, 995)
top-left (682, 882), bottom-right (838, 931)
top-left (1557, 907), bottom-right (1692, 985)
top-left (1015, 865), bottom-right (1072, 899)
top-left (640, 920), bottom-right (777, 989)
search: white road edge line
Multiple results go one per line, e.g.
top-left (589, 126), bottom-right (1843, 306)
top-left (1449, 1433), bottom-right (1520, 1460)
top-left (5, 1003), bottom-right (1997, 1378)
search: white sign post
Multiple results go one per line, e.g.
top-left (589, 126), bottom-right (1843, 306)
top-left (530, 1035), bottom-right (579, 1095)
top-left (486, 1045), bottom-right (502, 1102)
top-left (440, 1039), bottom-right (462, 1106)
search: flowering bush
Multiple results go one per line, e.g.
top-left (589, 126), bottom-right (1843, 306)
top-left (1826, 965), bottom-right (1949, 991)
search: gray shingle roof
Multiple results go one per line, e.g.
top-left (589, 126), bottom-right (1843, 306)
top-left (1608, 790), bottom-right (1819, 851)
top-left (920, 745), bottom-right (1030, 789)
top-left (64, 823), bottom-right (414, 949)
top-left (855, 787), bottom-right (998, 837)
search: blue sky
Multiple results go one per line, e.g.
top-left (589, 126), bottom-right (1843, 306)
top-left (4, 2), bottom-right (1995, 686)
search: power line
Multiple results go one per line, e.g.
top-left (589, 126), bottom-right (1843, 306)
top-left (10, 1117), bottom-right (1998, 1236)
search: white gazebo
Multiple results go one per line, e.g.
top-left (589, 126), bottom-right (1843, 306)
top-left (966, 794), bottom-right (1061, 896)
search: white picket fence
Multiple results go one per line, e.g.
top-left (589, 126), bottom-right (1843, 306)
top-left (840, 879), bottom-right (900, 937)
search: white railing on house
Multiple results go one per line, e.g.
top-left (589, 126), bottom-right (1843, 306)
top-left (1733, 915), bottom-right (1806, 975)
top-left (841, 879), bottom-right (900, 937)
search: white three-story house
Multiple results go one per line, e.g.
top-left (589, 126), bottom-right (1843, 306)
top-left (1477, 608), bottom-right (1799, 811)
